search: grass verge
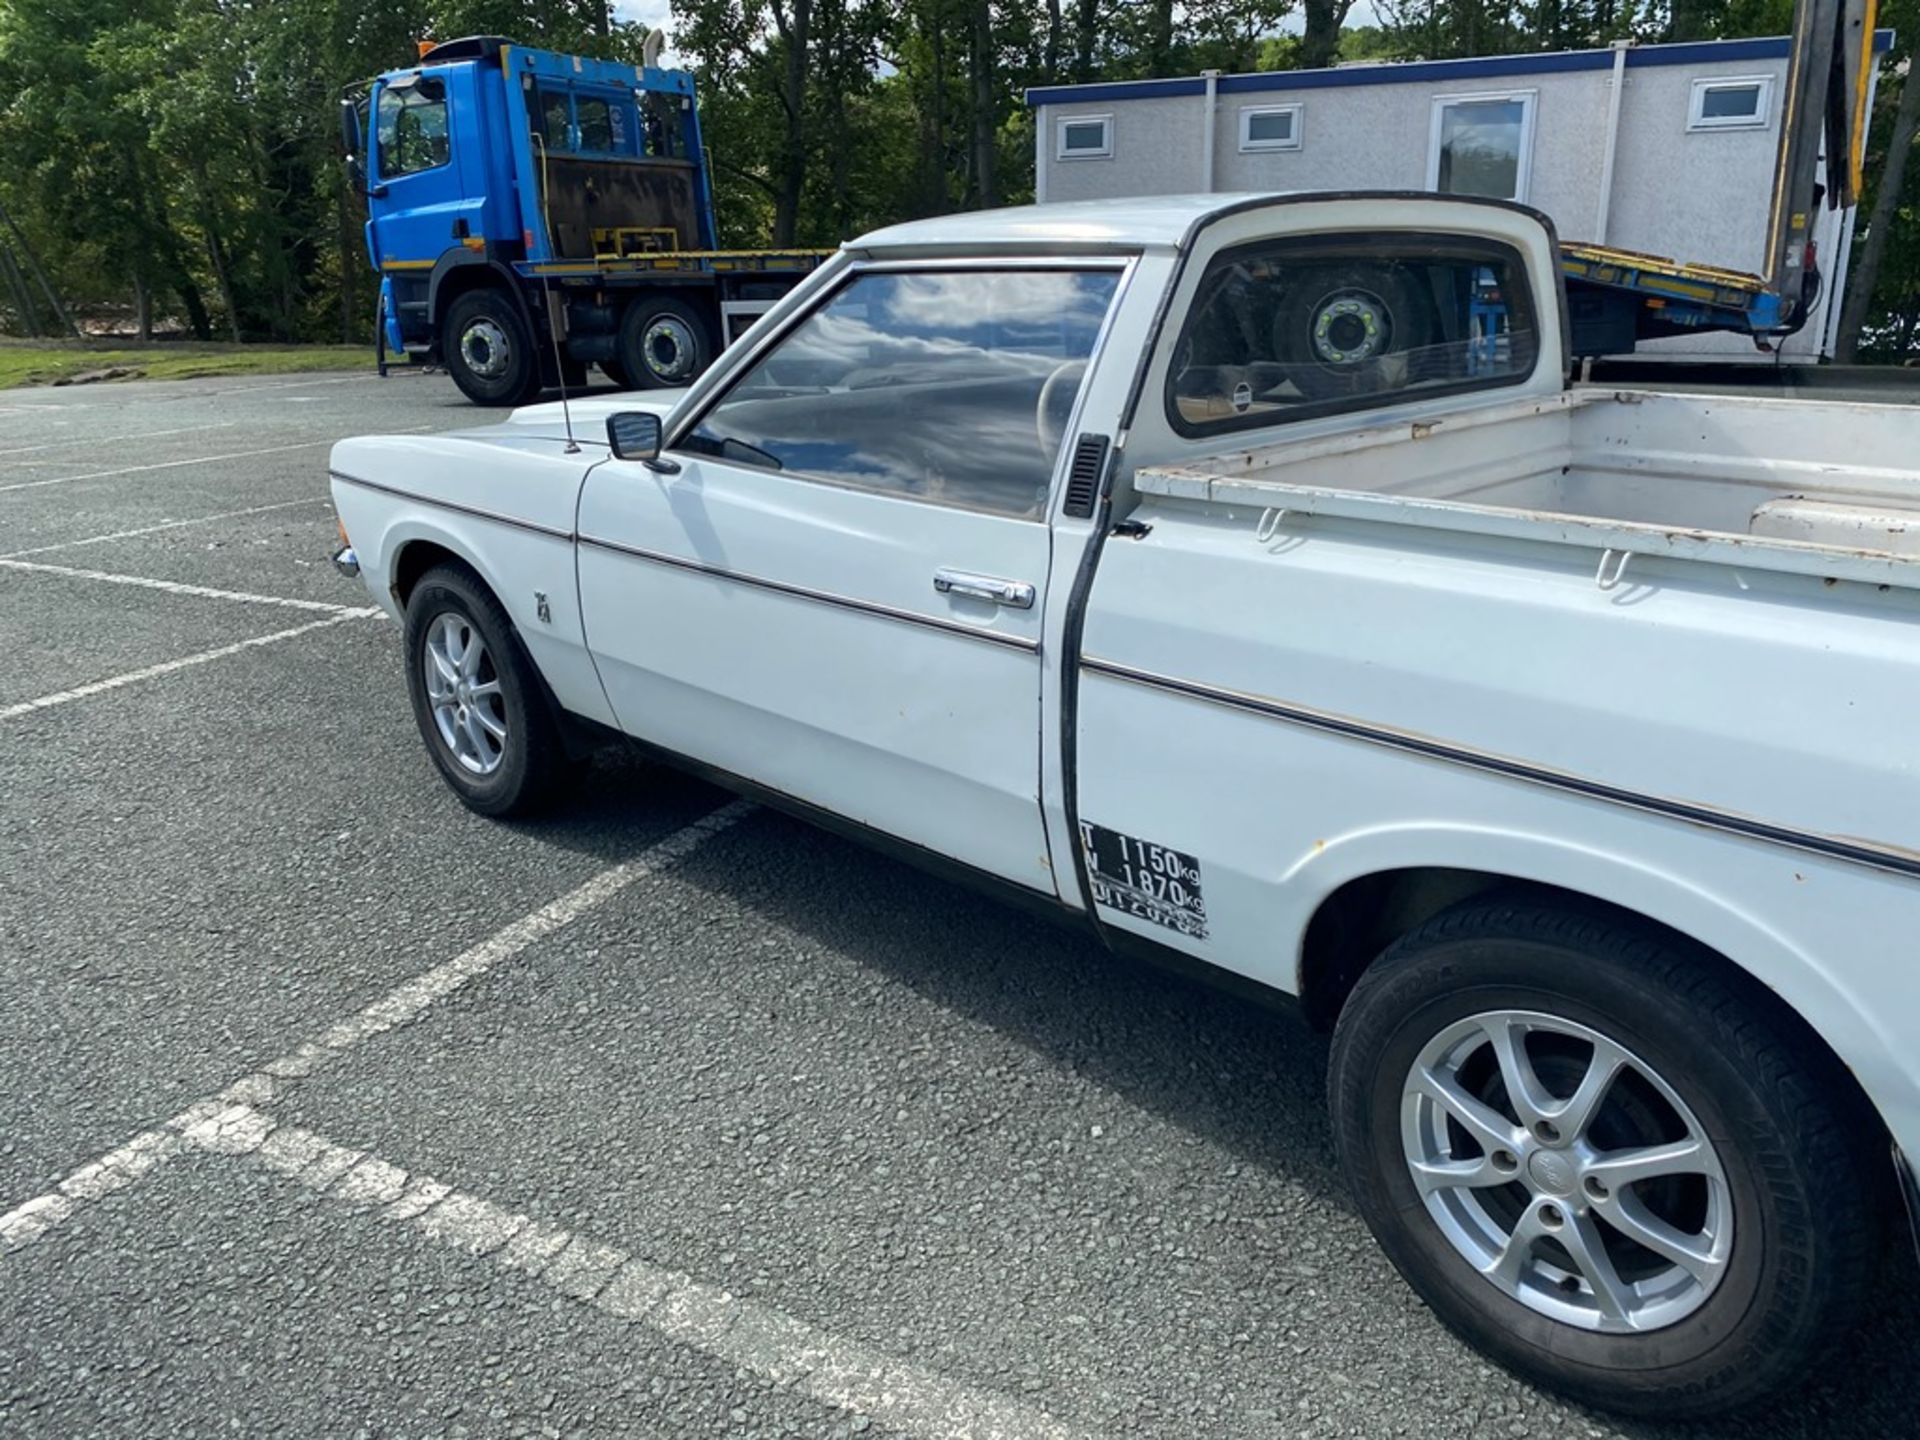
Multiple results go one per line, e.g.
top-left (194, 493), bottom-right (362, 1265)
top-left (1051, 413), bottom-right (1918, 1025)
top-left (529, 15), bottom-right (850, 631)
top-left (0, 342), bottom-right (372, 390)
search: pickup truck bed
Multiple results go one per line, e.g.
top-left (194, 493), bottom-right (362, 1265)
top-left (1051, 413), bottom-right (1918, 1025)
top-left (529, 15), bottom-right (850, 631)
top-left (1139, 388), bottom-right (1920, 587)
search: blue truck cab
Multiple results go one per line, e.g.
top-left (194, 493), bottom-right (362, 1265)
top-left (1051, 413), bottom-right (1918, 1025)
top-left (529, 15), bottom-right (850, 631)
top-left (343, 36), bottom-right (822, 405)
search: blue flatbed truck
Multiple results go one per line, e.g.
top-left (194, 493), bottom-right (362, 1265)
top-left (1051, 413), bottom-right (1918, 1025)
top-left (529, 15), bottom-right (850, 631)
top-left (340, 36), bottom-right (825, 406)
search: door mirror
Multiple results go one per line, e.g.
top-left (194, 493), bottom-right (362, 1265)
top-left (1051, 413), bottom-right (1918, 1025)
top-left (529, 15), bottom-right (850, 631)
top-left (339, 96), bottom-right (361, 159)
top-left (607, 411), bottom-right (677, 472)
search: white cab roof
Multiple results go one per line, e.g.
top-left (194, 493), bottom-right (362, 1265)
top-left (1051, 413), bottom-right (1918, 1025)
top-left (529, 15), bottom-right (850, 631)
top-left (849, 194), bottom-right (1291, 254)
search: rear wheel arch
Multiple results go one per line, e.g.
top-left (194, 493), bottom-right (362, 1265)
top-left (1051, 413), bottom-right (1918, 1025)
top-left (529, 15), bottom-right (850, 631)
top-left (1297, 861), bottom-right (1891, 1159)
top-left (1327, 892), bottom-right (1887, 1415)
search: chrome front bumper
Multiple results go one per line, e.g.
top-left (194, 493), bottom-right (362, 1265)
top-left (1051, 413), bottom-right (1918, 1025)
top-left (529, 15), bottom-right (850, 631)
top-left (331, 545), bottom-right (360, 578)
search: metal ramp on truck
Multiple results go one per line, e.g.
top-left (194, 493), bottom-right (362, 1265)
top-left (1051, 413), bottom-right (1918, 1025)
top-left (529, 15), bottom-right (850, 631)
top-left (1559, 243), bottom-right (1782, 353)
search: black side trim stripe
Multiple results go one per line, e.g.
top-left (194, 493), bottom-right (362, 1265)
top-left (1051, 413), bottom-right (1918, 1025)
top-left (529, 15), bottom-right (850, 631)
top-left (576, 536), bottom-right (1042, 655)
top-left (330, 471), bottom-right (1038, 656)
top-left (1081, 655), bottom-right (1920, 883)
top-left (330, 471), bottom-right (574, 542)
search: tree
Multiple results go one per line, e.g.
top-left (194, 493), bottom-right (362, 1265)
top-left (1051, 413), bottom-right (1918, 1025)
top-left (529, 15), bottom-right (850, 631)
top-left (1300, 0), bottom-right (1355, 68)
top-left (1836, 40), bottom-right (1920, 360)
top-left (0, 0), bottom-right (1913, 367)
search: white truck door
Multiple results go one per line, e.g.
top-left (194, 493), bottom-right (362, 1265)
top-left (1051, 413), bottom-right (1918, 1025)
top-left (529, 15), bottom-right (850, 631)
top-left (577, 262), bottom-right (1125, 893)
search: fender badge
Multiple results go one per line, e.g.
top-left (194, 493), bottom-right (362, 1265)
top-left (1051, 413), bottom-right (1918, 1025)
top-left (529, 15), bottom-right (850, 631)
top-left (535, 591), bottom-right (551, 624)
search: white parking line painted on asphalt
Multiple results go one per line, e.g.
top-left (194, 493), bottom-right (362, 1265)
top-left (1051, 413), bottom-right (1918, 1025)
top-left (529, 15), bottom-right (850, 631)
top-left (0, 611), bottom-right (375, 723)
top-left (0, 422), bottom-right (238, 459)
top-left (179, 1103), bottom-right (1090, 1440)
top-left (0, 422), bottom-right (437, 493)
top-left (0, 1131), bottom-right (183, 1248)
top-left (0, 498), bottom-right (328, 559)
top-left (0, 802), bottom-right (755, 1251)
top-left (0, 440), bottom-right (331, 494)
top-left (0, 556), bottom-right (364, 613)
top-left (203, 373), bottom-right (384, 397)
top-left (0, 374), bottom-right (383, 411)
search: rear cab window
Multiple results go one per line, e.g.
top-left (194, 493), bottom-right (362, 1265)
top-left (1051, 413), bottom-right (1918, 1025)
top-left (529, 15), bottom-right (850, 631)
top-left (1166, 231), bottom-right (1541, 436)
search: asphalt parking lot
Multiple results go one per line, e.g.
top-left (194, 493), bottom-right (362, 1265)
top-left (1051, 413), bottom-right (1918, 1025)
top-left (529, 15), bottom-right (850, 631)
top-left (2, 370), bottom-right (1915, 1439)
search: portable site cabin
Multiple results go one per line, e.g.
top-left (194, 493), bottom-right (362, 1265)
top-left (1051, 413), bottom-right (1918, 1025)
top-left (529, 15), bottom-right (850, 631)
top-left (1026, 33), bottom-right (1896, 361)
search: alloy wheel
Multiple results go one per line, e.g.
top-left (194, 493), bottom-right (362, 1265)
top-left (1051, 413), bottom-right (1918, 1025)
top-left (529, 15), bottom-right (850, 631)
top-left (1401, 1009), bottom-right (1732, 1333)
top-left (422, 611), bottom-right (509, 776)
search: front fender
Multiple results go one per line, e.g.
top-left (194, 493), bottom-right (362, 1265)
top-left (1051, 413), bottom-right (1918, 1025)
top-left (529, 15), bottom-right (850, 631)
top-left (327, 433), bottom-right (617, 729)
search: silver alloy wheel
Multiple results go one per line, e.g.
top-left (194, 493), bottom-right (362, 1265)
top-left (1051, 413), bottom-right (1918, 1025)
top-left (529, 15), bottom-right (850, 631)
top-left (642, 314), bottom-right (698, 382)
top-left (422, 611), bottom-right (508, 776)
top-left (460, 318), bottom-right (512, 380)
top-left (1402, 1009), bottom-right (1732, 1333)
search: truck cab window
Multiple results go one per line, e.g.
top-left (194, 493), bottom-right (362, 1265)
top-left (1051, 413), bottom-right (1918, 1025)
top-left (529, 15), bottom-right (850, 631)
top-left (1166, 232), bottom-right (1540, 437)
top-left (684, 268), bottom-right (1121, 520)
top-left (376, 81), bottom-right (449, 178)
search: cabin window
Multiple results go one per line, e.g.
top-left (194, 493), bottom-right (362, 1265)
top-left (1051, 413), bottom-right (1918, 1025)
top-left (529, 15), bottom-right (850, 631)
top-left (1688, 76), bottom-right (1772, 131)
top-left (576, 96), bottom-right (615, 152)
top-left (1239, 105), bottom-right (1302, 153)
top-left (1165, 231), bottom-right (1542, 438)
top-left (538, 89), bottom-right (572, 152)
top-left (1428, 92), bottom-right (1536, 202)
top-left (643, 92), bottom-right (691, 159)
top-left (1056, 115), bottom-right (1113, 160)
top-left (684, 267), bottom-right (1123, 520)
top-left (376, 79), bottom-right (450, 178)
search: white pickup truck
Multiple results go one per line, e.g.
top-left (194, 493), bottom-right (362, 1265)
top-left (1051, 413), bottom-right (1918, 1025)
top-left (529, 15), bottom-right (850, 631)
top-left (330, 192), bottom-right (1920, 1417)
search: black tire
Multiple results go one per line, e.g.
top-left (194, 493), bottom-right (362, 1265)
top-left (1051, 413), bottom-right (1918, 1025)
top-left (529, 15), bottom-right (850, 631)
top-left (1272, 263), bottom-right (1432, 402)
top-left (599, 357), bottom-right (636, 390)
top-left (403, 564), bottom-right (567, 817)
top-left (1328, 895), bottom-right (1880, 1419)
top-left (441, 289), bottom-right (540, 407)
top-left (616, 295), bottom-right (713, 389)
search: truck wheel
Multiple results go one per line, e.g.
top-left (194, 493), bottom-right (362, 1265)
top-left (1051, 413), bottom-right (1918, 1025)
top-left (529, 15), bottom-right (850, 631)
top-left (1327, 895), bottom-right (1879, 1418)
top-left (442, 290), bottom-right (540, 407)
top-left (403, 563), bottom-right (566, 817)
top-left (617, 297), bottom-right (712, 389)
top-left (599, 358), bottom-right (636, 390)
top-left (1273, 265), bottom-right (1430, 402)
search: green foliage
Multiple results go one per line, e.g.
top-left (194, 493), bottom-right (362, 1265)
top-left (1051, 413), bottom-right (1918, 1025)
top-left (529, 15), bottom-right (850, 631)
top-left (0, 0), bottom-right (1911, 362)
top-left (0, 340), bottom-right (366, 389)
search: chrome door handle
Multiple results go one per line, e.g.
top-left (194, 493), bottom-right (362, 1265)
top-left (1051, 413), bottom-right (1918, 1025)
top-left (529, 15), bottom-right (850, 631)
top-left (933, 568), bottom-right (1036, 610)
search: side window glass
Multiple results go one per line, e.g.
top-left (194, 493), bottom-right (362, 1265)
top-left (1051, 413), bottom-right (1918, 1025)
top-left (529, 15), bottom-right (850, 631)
top-left (538, 90), bottom-right (572, 152)
top-left (1166, 233), bottom-right (1541, 437)
top-left (684, 269), bottom-right (1122, 520)
top-left (642, 93), bottom-right (688, 158)
top-left (376, 80), bottom-right (449, 178)
top-left (577, 97), bottom-right (614, 152)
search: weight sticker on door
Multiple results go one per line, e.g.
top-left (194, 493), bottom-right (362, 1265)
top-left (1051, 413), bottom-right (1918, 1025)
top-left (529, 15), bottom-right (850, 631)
top-left (1080, 822), bottom-right (1209, 940)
